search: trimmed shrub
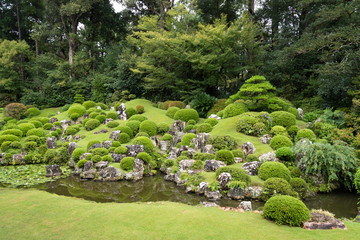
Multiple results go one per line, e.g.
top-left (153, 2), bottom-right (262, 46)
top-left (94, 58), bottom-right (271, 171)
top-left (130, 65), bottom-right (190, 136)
top-left (287, 107), bottom-right (299, 119)
top-left (270, 125), bottom-right (288, 137)
top-left (139, 120), bottom-right (157, 137)
top-left (33, 117), bottom-right (49, 125)
top-left (118, 133), bottom-right (130, 144)
top-left (82, 101), bottom-right (96, 109)
top-left (91, 155), bottom-right (102, 163)
top-left (263, 195), bottom-right (310, 226)
top-left (207, 136), bottom-right (237, 151)
top-left (91, 147), bottom-right (109, 156)
top-left (65, 126), bottom-right (80, 135)
top-left (29, 120), bottom-right (42, 128)
top-left (72, 148), bottom-right (86, 162)
top-left (95, 114), bottom-right (106, 123)
top-left (43, 123), bottom-right (53, 130)
top-left (0, 129), bottom-right (23, 138)
top-left (26, 128), bottom-right (46, 137)
top-left (107, 121), bottom-right (119, 128)
top-left (162, 134), bottom-right (173, 141)
top-left (288, 166), bottom-right (302, 178)
top-left (135, 132), bottom-right (150, 138)
top-left (85, 119), bottom-right (101, 131)
top-left (116, 126), bottom-right (134, 138)
top-left (215, 150), bottom-right (235, 165)
top-left (193, 153), bottom-right (215, 161)
top-left (169, 101), bottom-right (185, 109)
top-left (1, 141), bottom-right (21, 152)
top-left (181, 133), bottom-right (196, 146)
top-left (174, 109), bottom-right (199, 123)
top-left (166, 107), bottom-right (180, 119)
top-left (160, 101), bottom-right (171, 110)
top-left (246, 154), bottom-right (258, 162)
top-left (258, 161), bottom-right (291, 182)
top-left (184, 125), bottom-right (195, 133)
top-left (157, 122), bottom-right (169, 135)
top-left (120, 157), bottom-right (135, 171)
top-left (236, 114), bottom-right (258, 135)
top-left (89, 112), bottom-right (99, 119)
top-left (269, 111), bottom-right (296, 128)
top-left (67, 104), bottom-right (86, 120)
top-left (106, 112), bottom-right (118, 120)
top-left (44, 149), bottom-right (58, 163)
top-left (261, 177), bottom-right (293, 201)
top-left (290, 178), bottom-right (308, 199)
top-left (253, 122), bottom-right (267, 136)
top-left (270, 135), bottom-right (293, 150)
top-left (295, 129), bottom-right (316, 142)
top-left (133, 136), bottom-right (154, 152)
top-left (204, 118), bottom-right (218, 127)
top-left (275, 147), bottom-right (294, 162)
top-left (4, 103), bottom-right (27, 119)
top-left (190, 92), bottom-right (217, 118)
top-left (24, 141), bottom-right (37, 151)
top-left (207, 99), bottom-right (227, 117)
top-left (24, 107), bottom-right (40, 117)
top-left (25, 135), bottom-right (41, 144)
top-left (215, 167), bottom-right (250, 184)
top-left (187, 119), bottom-right (196, 125)
top-left (197, 123), bottom-right (212, 133)
top-left (137, 152), bottom-right (152, 163)
top-left (128, 114), bottom-right (147, 122)
top-left (77, 159), bottom-right (87, 168)
top-left (136, 105), bottom-right (145, 114)
top-left (17, 123), bottom-right (35, 135)
top-left (114, 146), bottom-right (128, 154)
top-left (223, 103), bottom-right (248, 118)
top-left (164, 159), bottom-right (174, 168)
top-left (287, 125), bottom-right (300, 140)
top-left (102, 155), bottom-right (113, 162)
top-left (231, 149), bottom-right (244, 159)
top-left (125, 107), bottom-right (137, 118)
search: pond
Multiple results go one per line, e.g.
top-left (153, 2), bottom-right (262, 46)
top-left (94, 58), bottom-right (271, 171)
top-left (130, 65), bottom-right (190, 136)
top-left (35, 174), bottom-right (359, 218)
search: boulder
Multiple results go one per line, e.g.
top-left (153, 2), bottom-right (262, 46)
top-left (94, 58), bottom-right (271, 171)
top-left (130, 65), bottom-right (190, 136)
top-left (178, 160), bottom-right (196, 171)
top-left (79, 153), bottom-right (91, 160)
top-left (188, 129), bottom-right (197, 134)
top-left (73, 135), bottom-right (81, 141)
top-left (133, 158), bottom-right (144, 174)
top-left (68, 142), bottom-right (77, 157)
top-left (100, 129), bottom-right (108, 133)
top-left (46, 165), bottom-right (63, 177)
top-left (126, 145), bottom-right (144, 157)
top-left (172, 132), bottom-right (185, 146)
top-left (164, 173), bottom-right (175, 182)
top-left (201, 202), bottom-right (219, 207)
top-left (110, 130), bottom-right (121, 141)
top-left (83, 161), bottom-right (93, 171)
top-left (194, 133), bottom-right (210, 151)
top-left (90, 143), bottom-right (103, 149)
top-left (258, 152), bottom-right (277, 162)
top-left (167, 147), bottom-right (177, 159)
top-left (204, 190), bottom-right (222, 201)
top-left (117, 103), bottom-right (127, 120)
top-left (297, 108), bottom-right (304, 120)
top-left (81, 169), bottom-right (97, 179)
top-left (238, 201), bottom-right (252, 211)
top-left (150, 136), bottom-right (160, 147)
top-left (174, 171), bottom-right (186, 185)
top-left (234, 157), bottom-right (243, 163)
top-left (111, 153), bottom-right (126, 162)
top-left (159, 141), bottom-right (171, 153)
top-left (303, 212), bottom-right (346, 230)
top-left (202, 144), bottom-right (216, 155)
top-left (197, 182), bottom-right (208, 194)
top-left (98, 166), bottom-right (124, 181)
top-left (94, 131), bottom-right (100, 134)
top-left (60, 120), bottom-right (71, 130)
top-left (49, 117), bottom-right (58, 124)
top-left (172, 120), bottom-right (186, 133)
top-left (103, 118), bottom-right (113, 124)
top-left (95, 161), bottom-right (108, 170)
top-left (245, 186), bottom-right (262, 199)
top-left (46, 136), bottom-right (57, 149)
top-left (97, 106), bottom-right (101, 110)
top-left (242, 142), bottom-right (256, 157)
top-left (227, 187), bottom-right (245, 200)
top-left (187, 148), bottom-right (197, 159)
top-left (83, 113), bottom-right (89, 119)
top-left (208, 114), bottom-right (221, 120)
top-left (12, 154), bottom-right (25, 165)
top-left (102, 140), bottom-right (113, 149)
top-left (125, 171), bottom-right (143, 181)
top-left (260, 134), bottom-right (272, 144)
top-left (175, 145), bottom-right (188, 157)
top-left (217, 172), bottom-right (232, 190)
top-left (204, 160), bottom-right (226, 172)
top-left (242, 161), bottom-right (262, 175)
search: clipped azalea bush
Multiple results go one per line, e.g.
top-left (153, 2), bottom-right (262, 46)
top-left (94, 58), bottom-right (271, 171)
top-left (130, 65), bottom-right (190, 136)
top-left (261, 177), bottom-right (294, 201)
top-left (133, 136), bottom-right (154, 152)
top-left (136, 152), bottom-right (152, 163)
top-left (236, 114), bottom-right (258, 135)
top-left (72, 148), bottom-right (86, 162)
top-left (295, 129), bottom-right (316, 142)
top-left (215, 150), bottom-right (235, 165)
top-left (82, 100), bottom-right (97, 109)
top-left (0, 129), bottom-right (23, 138)
top-left (270, 125), bottom-right (288, 137)
top-left (26, 128), bottom-right (46, 137)
top-left (106, 112), bottom-right (118, 120)
top-left (114, 146), bottom-right (128, 154)
top-left (139, 120), bottom-right (157, 136)
top-left (125, 107), bottom-right (137, 118)
top-left (223, 102), bottom-right (248, 118)
top-left (128, 114), bottom-right (147, 122)
top-left (95, 114), bottom-right (106, 123)
top-left (258, 161), bottom-right (291, 182)
top-left (126, 120), bottom-right (141, 134)
top-left (136, 105), bottom-right (145, 114)
top-left (85, 119), bottom-right (100, 131)
top-left (24, 107), bottom-right (40, 117)
top-left (17, 123), bottom-right (35, 135)
top-left (118, 133), bottom-right (130, 144)
top-left (4, 103), bottom-right (27, 119)
top-left (269, 111), bottom-right (296, 128)
top-left (180, 133), bottom-right (196, 146)
top-left (157, 122), bottom-right (169, 135)
top-left (174, 109), bottom-right (199, 123)
top-left (67, 104), bottom-right (86, 120)
top-left (166, 107), bottom-right (180, 119)
top-left (197, 123), bottom-right (212, 133)
top-left (120, 157), bottom-right (135, 171)
top-left (275, 147), bottom-right (294, 162)
top-left (162, 134), bottom-right (173, 141)
top-left (204, 118), bottom-right (218, 127)
top-left (215, 166), bottom-right (250, 185)
top-left (270, 135), bottom-right (293, 150)
top-left (290, 178), bottom-right (308, 199)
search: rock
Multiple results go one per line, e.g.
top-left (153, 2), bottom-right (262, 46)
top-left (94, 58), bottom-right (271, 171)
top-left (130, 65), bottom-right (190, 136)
top-left (46, 136), bottom-right (57, 149)
top-left (174, 171), bottom-right (186, 185)
top-left (175, 145), bottom-right (188, 157)
top-left (73, 135), bottom-right (81, 141)
top-left (104, 118), bottom-right (113, 124)
top-left (99, 129), bottom-right (108, 133)
top-left (150, 136), bottom-right (160, 147)
top-left (201, 202), bottom-right (219, 207)
top-left (208, 114), bottom-right (221, 120)
top-left (167, 147), bottom-right (177, 159)
top-left (50, 125), bottom-right (60, 131)
top-left (90, 143), bottom-right (103, 149)
top-left (110, 130), bottom-right (121, 141)
top-left (172, 132), bottom-right (185, 146)
top-left (185, 186), bottom-right (195, 193)
top-left (79, 153), bottom-right (91, 160)
top-left (258, 152), bottom-right (277, 162)
top-left (178, 160), bottom-right (196, 171)
top-left (197, 182), bottom-right (208, 194)
top-left (242, 161), bottom-right (262, 175)
top-left (98, 166), bottom-right (124, 181)
top-left (217, 172), bottom-right (232, 190)
top-left (227, 187), bottom-right (245, 200)
top-left (102, 140), bottom-right (113, 149)
top-left (133, 158), bottom-right (144, 174)
top-left (83, 113), bottom-right (89, 119)
top-left (202, 144), bottom-right (216, 155)
top-left (204, 160), bottom-right (226, 172)
top-left (204, 190), bottom-right (222, 201)
top-left (234, 157), bottom-right (243, 163)
top-left (117, 103), bottom-right (128, 120)
top-left (126, 145), bottom-right (144, 157)
top-left (194, 133), bottom-right (210, 151)
top-left (187, 148), bottom-right (197, 159)
top-left (238, 201), bottom-right (252, 211)
top-left (64, 135), bottom-right (73, 142)
top-left (297, 108), bottom-right (304, 120)
top-left (68, 142), bottom-right (77, 157)
top-left (95, 161), bottom-right (108, 170)
top-left (83, 161), bottom-right (93, 171)
top-left (159, 141), bottom-right (171, 153)
top-left (245, 186), bottom-right (262, 199)
top-left (188, 129), bottom-right (196, 134)
top-left (111, 153), bottom-right (126, 162)
top-left (185, 105), bottom-right (191, 109)
top-left (49, 117), bottom-right (58, 123)
top-left (260, 134), bottom-right (272, 144)
top-left (46, 165), bottom-right (63, 177)
top-left (68, 158), bottom-right (75, 168)
top-left (12, 154), bottom-right (25, 165)
top-left (303, 212), bottom-right (346, 230)
top-left (172, 120), bottom-right (186, 133)
top-left (60, 120), bottom-right (72, 130)
top-left (97, 106), bottom-right (102, 110)
top-left (110, 107), bottom-right (115, 111)
top-left (81, 169), bottom-right (97, 179)
top-left (93, 131), bottom-right (100, 134)
top-left (242, 142), bottom-right (256, 157)
top-left (125, 171), bottom-right (143, 181)
top-left (164, 173), bottom-right (175, 181)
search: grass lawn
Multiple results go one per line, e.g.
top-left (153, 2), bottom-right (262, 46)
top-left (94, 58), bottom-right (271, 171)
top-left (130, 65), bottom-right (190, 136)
top-left (0, 188), bottom-right (359, 240)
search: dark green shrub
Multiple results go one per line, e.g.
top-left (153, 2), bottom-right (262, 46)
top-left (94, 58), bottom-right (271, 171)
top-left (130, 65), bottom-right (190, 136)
top-left (187, 119), bottom-right (196, 125)
top-left (82, 101), bottom-right (96, 109)
top-left (4, 103), bottom-right (27, 119)
top-left (107, 121), bottom-right (119, 128)
top-left (295, 129), bottom-right (316, 142)
top-left (67, 104), bottom-right (86, 120)
top-left (231, 149), bottom-right (244, 158)
top-left (102, 155), bottom-right (113, 162)
top-left (33, 117), bottom-right (49, 125)
top-left (24, 107), bottom-right (40, 117)
top-left (246, 154), bottom-right (258, 162)
top-left (263, 195), bottom-right (310, 226)
top-left (65, 126), bottom-right (80, 135)
top-left (215, 166), bottom-right (250, 185)
top-left (95, 114), bottom-right (106, 123)
top-left (24, 141), bottom-right (37, 151)
top-left (43, 123), bottom-right (53, 130)
top-left (91, 155), bottom-right (102, 163)
top-left (270, 111), bottom-right (296, 128)
top-left (128, 114), bottom-right (147, 122)
top-left (355, 168), bottom-right (360, 194)
top-left (184, 125), bottom-right (195, 132)
top-left (190, 92), bottom-right (217, 118)
top-left (29, 120), bottom-right (42, 128)
top-left (166, 107), bottom-right (180, 119)
top-left (135, 132), bottom-right (150, 138)
top-left (26, 128), bottom-right (46, 137)
top-left (270, 126), bottom-right (288, 137)
top-left (87, 140), bottom-right (100, 150)
top-left (118, 133), bottom-right (130, 144)
top-left (164, 159), bottom-right (174, 168)
top-left (90, 147), bottom-right (109, 156)
top-left (261, 177), bottom-right (293, 201)
top-left (72, 148), bottom-right (86, 162)
top-left (270, 135), bottom-right (293, 150)
top-left (207, 136), bottom-right (237, 151)
top-left (114, 146), bottom-right (128, 154)
top-left (85, 154), bottom-right (93, 161)
top-left (0, 129), bottom-right (23, 138)
top-left (74, 94), bottom-right (84, 103)
top-left (275, 147), bottom-right (294, 162)
top-left (181, 133), bottom-right (196, 146)
top-left (126, 120), bottom-right (141, 134)
top-left (17, 123), bottom-right (35, 135)
top-left (1, 141), bottom-right (21, 152)
top-left (89, 112), bottom-right (99, 119)
top-left (136, 105), bottom-right (145, 114)
top-left (288, 166), bottom-right (302, 178)
top-left (215, 150), bottom-right (235, 165)
top-left (193, 152), bottom-right (215, 161)
top-left (139, 120), bottom-right (157, 136)
top-left (204, 118), bottom-right (218, 127)
top-left (106, 112), bottom-right (118, 120)
top-left (223, 102), bottom-right (248, 118)
top-left (287, 125), bottom-right (300, 141)
top-left (174, 109), bottom-right (199, 123)
top-left (168, 101), bottom-right (185, 109)
top-left (253, 122), bottom-right (267, 136)
top-left (133, 136), bottom-right (154, 152)
top-left (77, 159), bottom-right (88, 168)
top-left (112, 141), bottom-right (121, 147)
top-left (162, 134), bottom-right (173, 141)
top-left (197, 123), bottom-right (212, 133)
top-left (236, 114), bottom-right (258, 135)
top-left (137, 152), bottom-right (152, 163)
top-left (287, 107), bottom-right (299, 119)
top-left (290, 178), bottom-right (308, 199)
top-left (125, 107), bottom-right (137, 118)
top-left (116, 126), bottom-right (134, 138)
top-left (120, 157), bottom-right (135, 171)
top-left (258, 161), bottom-right (291, 182)
top-left (85, 119), bottom-right (101, 131)
top-left (44, 149), bottom-right (58, 163)
top-left (157, 122), bottom-right (169, 135)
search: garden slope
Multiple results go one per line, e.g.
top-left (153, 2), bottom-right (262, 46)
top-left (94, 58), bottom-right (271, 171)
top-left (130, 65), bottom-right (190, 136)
top-left (0, 188), bottom-right (359, 240)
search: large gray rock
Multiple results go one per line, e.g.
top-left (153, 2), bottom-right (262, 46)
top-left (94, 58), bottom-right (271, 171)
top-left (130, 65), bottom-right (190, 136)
top-left (172, 120), bottom-right (186, 133)
top-left (46, 136), bottom-right (57, 149)
top-left (187, 148), bottom-right (197, 159)
top-left (126, 145), bottom-right (144, 157)
top-left (242, 142), bottom-right (256, 157)
top-left (102, 140), bottom-right (113, 149)
top-left (150, 136), bottom-right (160, 147)
top-left (60, 120), bottom-right (72, 130)
top-left (46, 165), bottom-right (63, 177)
top-left (204, 160), bottom-right (226, 172)
top-left (238, 201), bottom-right (252, 211)
top-left (297, 108), bottom-right (304, 120)
top-left (260, 134), bottom-right (272, 144)
top-left (202, 144), bottom-right (216, 155)
top-left (172, 132), bottom-right (185, 146)
top-left (98, 166), bottom-right (124, 181)
top-left (242, 161), bottom-right (262, 175)
top-left (111, 153), bottom-right (126, 162)
top-left (167, 147), bottom-right (177, 159)
top-left (95, 161), bottom-right (108, 170)
top-left (125, 171), bottom-right (143, 181)
top-left (68, 142), bottom-right (77, 157)
top-left (174, 171), bottom-right (186, 185)
top-left (133, 158), bottom-right (144, 174)
top-left (79, 153), bottom-right (91, 160)
top-left (208, 114), bottom-right (221, 120)
top-left (227, 187), bottom-right (245, 200)
top-left (90, 143), bottom-right (103, 149)
top-left (110, 130), bottom-right (121, 141)
top-left (204, 190), bottom-right (222, 201)
top-left (81, 169), bottom-right (96, 179)
top-left (178, 160), bottom-right (196, 171)
top-left (259, 152), bottom-right (277, 162)
top-left (12, 154), bottom-right (25, 165)
top-left (197, 182), bottom-right (208, 194)
top-left (117, 103), bottom-right (127, 120)
top-left (83, 161), bottom-right (93, 171)
top-left (245, 186), bottom-right (262, 199)
top-left (164, 173), bottom-right (175, 181)
top-left (217, 172), bottom-right (232, 190)
top-left (49, 117), bottom-right (58, 124)
top-left (159, 141), bottom-right (171, 153)
top-left (303, 212), bottom-right (346, 230)
top-left (194, 133), bottom-right (210, 151)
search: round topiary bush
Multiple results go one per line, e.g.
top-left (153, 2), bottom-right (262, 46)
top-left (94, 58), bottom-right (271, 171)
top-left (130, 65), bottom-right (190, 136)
top-left (139, 120), bottom-right (157, 136)
top-left (275, 147), bottom-right (294, 162)
top-left (125, 107), bottom-right (137, 118)
top-left (65, 126), bottom-right (80, 135)
top-left (246, 154), bottom-right (258, 162)
top-left (128, 114), bottom-right (147, 122)
top-left (166, 107), bottom-right (180, 119)
top-left (102, 155), bottom-right (113, 162)
top-left (287, 107), bottom-right (299, 119)
top-left (44, 149), bottom-right (58, 163)
top-left (114, 146), bottom-right (128, 154)
top-left (258, 161), bottom-right (291, 182)
top-left (236, 114), bottom-right (258, 135)
top-left (120, 157), bottom-right (135, 171)
top-left (231, 149), bottom-right (244, 159)
top-left (187, 119), bottom-right (196, 125)
top-left (263, 195), bottom-right (310, 226)
top-left (4, 103), bottom-right (27, 119)
top-left (184, 125), bottom-right (195, 133)
top-left (0, 129), bottom-right (23, 138)
top-left (287, 125), bottom-right (300, 140)
top-left (136, 105), bottom-right (145, 114)
top-left (106, 112), bottom-right (118, 120)
top-left (169, 101), bottom-right (185, 109)
top-left (126, 120), bottom-right (141, 134)
top-left (136, 152), bottom-right (152, 163)
top-left (82, 101), bottom-right (96, 109)
top-left (269, 111), bottom-right (296, 128)
top-left (290, 178), bottom-right (308, 199)
top-left (295, 129), bottom-right (316, 142)
top-left (67, 104), bottom-right (86, 120)
top-left (95, 114), bottom-right (106, 123)
top-left (181, 133), bottom-right (196, 146)
top-left (270, 125), bottom-right (288, 137)
top-left (133, 136), bottom-right (154, 152)
top-left (43, 123), bottom-right (53, 130)
top-left (197, 123), bottom-right (212, 133)
top-left (116, 126), bottom-right (134, 138)
top-left (24, 141), bottom-right (37, 151)
top-left (162, 133), bottom-right (173, 141)
top-left (135, 132), bottom-right (150, 138)
top-left (29, 120), bottom-right (42, 128)
top-left (72, 148), bottom-right (86, 162)
top-left (91, 155), bottom-right (102, 163)
top-left (77, 159), bottom-right (88, 168)
top-left (89, 112), bottom-right (99, 119)
top-left (261, 177), bottom-right (293, 201)
top-left (205, 118), bottom-right (218, 127)
top-left (270, 135), bottom-right (293, 150)
top-left (223, 103), bottom-right (248, 118)
top-left (26, 128), bottom-right (46, 137)
top-left (18, 123), bottom-right (35, 135)
top-left (215, 150), bottom-right (235, 165)
top-left (107, 121), bottom-right (119, 128)
top-left (118, 133), bottom-right (130, 144)
top-left (174, 109), bottom-right (199, 123)
top-left (24, 107), bottom-right (40, 117)
top-left (85, 119), bottom-right (101, 131)
top-left (215, 166), bottom-right (250, 184)
top-left (157, 122), bottom-right (169, 135)
top-left (164, 159), bottom-right (174, 168)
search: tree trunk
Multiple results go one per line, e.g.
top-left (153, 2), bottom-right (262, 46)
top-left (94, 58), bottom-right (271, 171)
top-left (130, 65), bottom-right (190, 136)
top-left (248, 0), bottom-right (255, 16)
top-left (15, 0), bottom-right (22, 41)
top-left (247, 0), bottom-right (255, 72)
top-left (16, 0), bottom-right (24, 100)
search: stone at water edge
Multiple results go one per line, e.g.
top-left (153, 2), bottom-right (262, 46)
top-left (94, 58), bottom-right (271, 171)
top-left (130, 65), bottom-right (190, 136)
top-left (12, 154), bottom-right (25, 165)
top-left (242, 141), bottom-right (256, 157)
top-left (227, 187), bottom-right (245, 200)
top-left (238, 201), bottom-right (252, 211)
top-left (178, 160), bottom-right (196, 171)
top-left (242, 161), bottom-right (262, 175)
top-left (83, 161), bottom-right (93, 171)
top-left (302, 212), bottom-right (346, 230)
top-left (164, 173), bottom-right (175, 182)
top-left (204, 190), bottom-right (222, 201)
top-left (245, 186), bottom-right (262, 199)
top-left (201, 202), bottom-right (219, 207)
top-left (217, 172), bottom-right (232, 190)
top-left (133, 158), bottom-right (144, 174)
top-left (46, 165), bottom-right (63, 177)
top-left (197, 182), bottom-right (208, 194)
top-left (95, 161), bottom-right (108, 170)
top-left (81, 169), bottom-right (97, 179)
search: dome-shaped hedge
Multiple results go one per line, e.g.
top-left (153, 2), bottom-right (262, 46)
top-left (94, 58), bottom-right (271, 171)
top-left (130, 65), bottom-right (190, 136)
top-left (174, 109), bottom-right (199, 123)
top-left (270, 125), bottom-right (288, 137)
top-left (197, 123), bottom-right (212, 133)
top-left (139, 120), bottom-right (157, 136)
top-left (180, 133), bottom-right (196, 146)
top-left (295, 129), bottom-right (316, 142)
top-left (261, 177), bottom-right (293, 201)
top-left (258, 161), bottom-right (291, 182)
top-left (67, 104), bottom-right (86, 120)
top-left (269, 111), bottom-right (296, 128)
top-left (128, 114), bottom-right (147, 122)
top-left (275, 147), bottom-right (294, 162)
top-left (133, 136), bottom-right (154, 152)
top-left (85, 119), bottom-right (101, 131)
top-left (215, 166), bottom-right (250, 184)
top-left (120, 157), bottom-right (135, 171)
top-left (236, 114), bottom-right (258, 135)
top-left (223, 103), bottom-right (248, 118)
top-left (215, 150), bottom-right (235, 165)
top-left (82, 101), bottom-right (96, 109)
top-left (126, 120), bottom-right (141, 134)
top-left (270, 135), bottom-right (293, 150)
top-left (166, 107), bottom-right (180, 119)
top-left (18, 123), bottom-right (35, 135)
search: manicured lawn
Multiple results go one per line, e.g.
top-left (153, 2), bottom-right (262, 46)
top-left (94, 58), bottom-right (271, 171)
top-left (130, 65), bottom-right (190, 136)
top-left (0, 188), bottom-right (359, 240)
